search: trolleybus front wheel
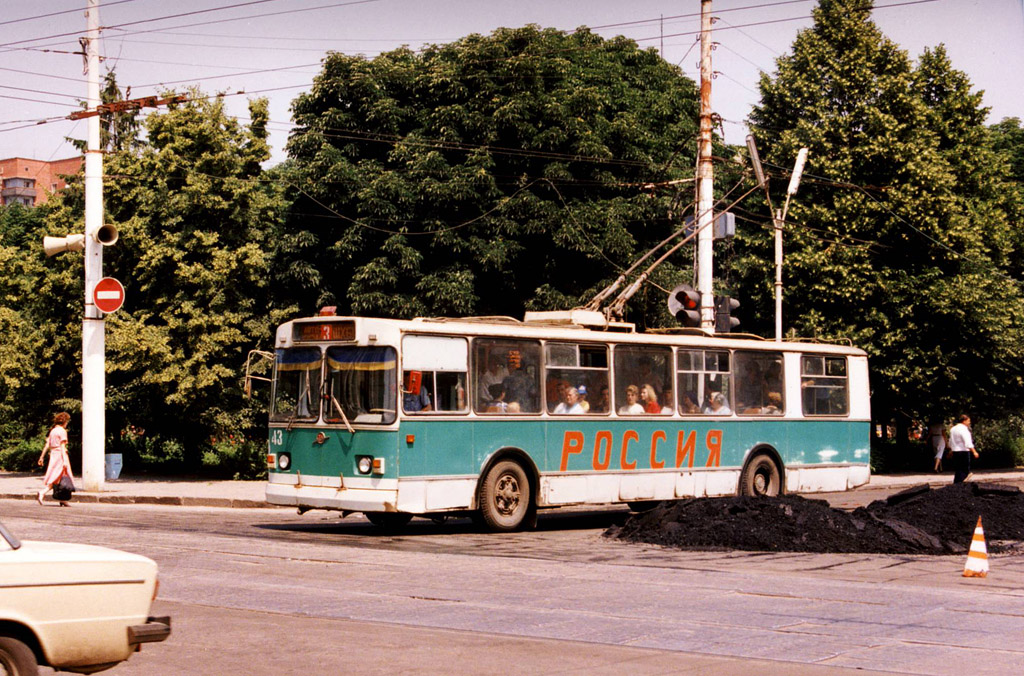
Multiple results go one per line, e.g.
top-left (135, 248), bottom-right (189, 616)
top-left (740, 454), bottom-right (782, 497)
top-left (478, 460), bottom-right (531, 532)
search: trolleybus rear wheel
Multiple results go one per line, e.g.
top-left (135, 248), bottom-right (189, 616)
top-left (478, 460), bottom-right (531, 532)
top-left (740, 454), bottom-right (781, 497)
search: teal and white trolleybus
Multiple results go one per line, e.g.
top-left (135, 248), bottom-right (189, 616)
top-left (261, 309), bottom-right (870, 531)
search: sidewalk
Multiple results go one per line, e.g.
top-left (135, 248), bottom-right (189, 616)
top-left (1, 469), bottom-right (1020, 509)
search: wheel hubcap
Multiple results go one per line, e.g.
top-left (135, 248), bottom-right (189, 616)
top-left (495, 474), bottom-right (520, 515)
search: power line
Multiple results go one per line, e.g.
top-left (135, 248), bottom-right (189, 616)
top-left (0, 0), bottom-right (144, 28)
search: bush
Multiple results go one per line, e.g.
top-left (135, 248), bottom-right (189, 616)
top-left (870, 439), bottom-right (934, 474)
top-left (972, 415), bottom-right (1024, 469)
top-left (201, 437), bottom-right (267, 480)
top-left (0, 436), bottom-right (45, 472)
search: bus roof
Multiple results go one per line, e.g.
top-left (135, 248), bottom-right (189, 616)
top-left (279, 314), bottom-right (868, 357)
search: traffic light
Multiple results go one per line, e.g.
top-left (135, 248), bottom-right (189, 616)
top-left (668, 284), bottom-right (702, 327)
top-left (715, 295), bottom-right (741, 333)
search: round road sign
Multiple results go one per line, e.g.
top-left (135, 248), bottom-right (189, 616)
top-left (93, 277), bottom-right (125, 313)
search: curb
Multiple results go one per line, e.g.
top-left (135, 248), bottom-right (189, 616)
top-left (0, 492), bottom-right (272, 509)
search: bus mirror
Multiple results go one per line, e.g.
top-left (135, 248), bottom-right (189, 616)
top-left (244, 350), bottom-right (275, 400)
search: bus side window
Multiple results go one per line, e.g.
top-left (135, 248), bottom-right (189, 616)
top-left (801, 355), bottom-right (848, 415)
top-left (474, 338), bottom-right (541, 413)
top-left (613, 345), bottom-right (672, 415)
top-left (734, 351), bottom-right (784, 415)
top-left (543, 343), bottom-right (608, 415)
top-left (402, 335), bottom-right (468, 414)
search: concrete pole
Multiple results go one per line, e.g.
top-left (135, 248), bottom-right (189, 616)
top-left (696, 0), bottom-right (715, 332)
top-left (774, 209), bottom-right (783, 342)
top-left (82, 0), bottom-right (105, 492)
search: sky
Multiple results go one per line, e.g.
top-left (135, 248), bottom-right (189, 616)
top-left (1, 0), bottom-right (1022, 166)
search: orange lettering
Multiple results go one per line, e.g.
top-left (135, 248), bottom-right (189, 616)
top-left (650, 430), bottom-right (666, 469)
top-left (593, 431), bottom-right (613, 471)
top-left (706, 430), bottom-right (723, 467)
top-left (675, 430), bottom-right (696, 468)
top-left (621, 430), bottom-right (639, 470)
top-left (560, 431), bottom-right (584, 472)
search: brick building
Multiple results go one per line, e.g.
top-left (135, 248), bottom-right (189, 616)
top-left (0, 156), bottom-right (83, 207)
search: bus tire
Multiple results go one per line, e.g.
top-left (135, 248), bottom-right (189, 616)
top-left (740, 454), bottom-right (781, 497)
top-left (478, 460), bottom-right (531, 532)
top-left (0, 636), bottom-right (38, 676)
top-left (364, 512), bottom-right (413, 530)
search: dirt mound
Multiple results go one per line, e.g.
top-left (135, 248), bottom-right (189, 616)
top-left (607, 482), bottom-right (1024, 554)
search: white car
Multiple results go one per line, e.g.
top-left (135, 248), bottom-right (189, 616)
top-left (0, 521), bottom-right (170, 675)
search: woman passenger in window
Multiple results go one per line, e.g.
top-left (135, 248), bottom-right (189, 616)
top-left (704, 392), bottom-right (731, 415)
top-left (618, 385), bottom-right (644, 415)
top-left (641, 384), bottom-right (661, 414)
top-left (553, 387), bottom-right (585, 414)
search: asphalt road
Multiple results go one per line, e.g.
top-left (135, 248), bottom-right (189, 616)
top-left (3, 487), bottom-right (1023, 676)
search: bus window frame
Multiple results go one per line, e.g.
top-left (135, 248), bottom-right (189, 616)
top-left (542, 341), bottom-right (610, 416)
top-left (800, 354), bottom-right (850, 417)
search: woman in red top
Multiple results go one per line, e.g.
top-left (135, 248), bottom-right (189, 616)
top-left (641, 384), bottom-right (662, 414)
top-left (37, 412), bottom-right (72, 506)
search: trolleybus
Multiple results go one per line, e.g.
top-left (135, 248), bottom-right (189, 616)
top-left (259, 309), bottom-right (870, 531)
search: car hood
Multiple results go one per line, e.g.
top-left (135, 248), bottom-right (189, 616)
top-left (2, 540), bottom-right (157, 586)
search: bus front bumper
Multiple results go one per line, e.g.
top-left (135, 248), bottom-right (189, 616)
top-left (266, 480), bottom-right (399, 513)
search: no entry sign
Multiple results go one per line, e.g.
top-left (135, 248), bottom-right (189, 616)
top-left (93, 277), bottom-right (125, 314)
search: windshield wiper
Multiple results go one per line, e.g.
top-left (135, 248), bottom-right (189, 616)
top-left (331, 395), bottom-right (355, 434)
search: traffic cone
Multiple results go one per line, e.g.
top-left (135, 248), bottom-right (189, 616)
top-left (962, 516), bottom-right (989, 578)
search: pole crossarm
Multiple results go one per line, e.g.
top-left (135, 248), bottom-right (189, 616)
top-left (68, 94), bottom-right (188, 120)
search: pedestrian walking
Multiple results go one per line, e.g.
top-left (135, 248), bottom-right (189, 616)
top-left (37, 412), bottom-right (73, 506)
top-left (928, 418), bottom-right (947, 472)
top-left (948, 414), bottom-right (978, 484)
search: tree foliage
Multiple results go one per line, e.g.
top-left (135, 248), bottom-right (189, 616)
top-left (740, 0), bottom-right (1024, 421)
top-left (5, 88), bottom-right (291, 472)
top-left (282, 26), bottom-right (700, 324)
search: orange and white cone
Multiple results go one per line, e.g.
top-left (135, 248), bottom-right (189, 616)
top-left (962, 516), bottom-right (989, 578)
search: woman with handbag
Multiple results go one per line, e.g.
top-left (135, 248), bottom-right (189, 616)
top-left (37, 412), bottom-right (74, 506)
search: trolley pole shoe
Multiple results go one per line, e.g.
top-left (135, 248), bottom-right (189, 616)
top-left (962, 516), bottom-right (989, 578)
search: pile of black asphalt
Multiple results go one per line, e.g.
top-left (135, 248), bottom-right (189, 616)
top-left (606, 482), bottom-right (1024, 554)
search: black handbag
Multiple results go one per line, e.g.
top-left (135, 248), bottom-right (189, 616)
top-left (52, 472), bottom-right (75, 502)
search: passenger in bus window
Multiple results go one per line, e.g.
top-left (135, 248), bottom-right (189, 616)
top-left (660, 388), bottom-right (675, 414)
top-left (680, 391), bottom-right (700, 414)
top-left (591, 385), bottom-right (610, 413)
top-left (618, 385), bottom-right (644, 415)
top-left (577, 385), bottom-right (590, 413)
top-left (704, 392), bottom-right (731, 415)
top-left (403, 371), bottom-right (433, 413)
top-left (762, 391), bottom-right (783, 415)
top-left (502, 351), bottom-right (538, 412)
top-left (641, 384), bottom-right (661, 414)
top-left (479, 355), bottom-right (508, 405)
top-left (486, 383), bottom-right (508, 413)
top-left (553, 387), bottom-right (585, 414)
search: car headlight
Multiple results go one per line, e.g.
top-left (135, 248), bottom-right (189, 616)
top-left (356, 456), bottom-right (372, 474)
top-left (277, 453), bottom-right (291, 470)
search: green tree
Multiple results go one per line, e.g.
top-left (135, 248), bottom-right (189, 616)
top-left (45, 91), bottom-right (291, 471)
top-left (741, 0), bottom-right (1024, 429)
top-left (283, 25), bottom-right (700, 324)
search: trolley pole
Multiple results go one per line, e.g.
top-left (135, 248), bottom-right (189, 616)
top-left (82, 0), bottom-right (105, 492)
top-left (696, 0), bottom-right (716, 332)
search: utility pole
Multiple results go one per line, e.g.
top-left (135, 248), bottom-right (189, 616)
top-left (82, 0), bottom-right (105, 492)
top-left (696, 0), bottom-right (715, 331)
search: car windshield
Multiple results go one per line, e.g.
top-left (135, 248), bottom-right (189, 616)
top-left (0, 521), bottom-right (21, 550)
top-left (270, 348), bottom-right (323, 422)
top-left (325, 346), bottom-right (398, 425)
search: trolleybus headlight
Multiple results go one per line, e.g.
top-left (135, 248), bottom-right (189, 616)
top-left (356, 456), bottom-right (373, 475)
top-left (277, 453), bottom-right (291, 470)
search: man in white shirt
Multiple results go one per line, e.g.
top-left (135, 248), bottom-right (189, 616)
top-left (948, 414), bottom-right (978, 483)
